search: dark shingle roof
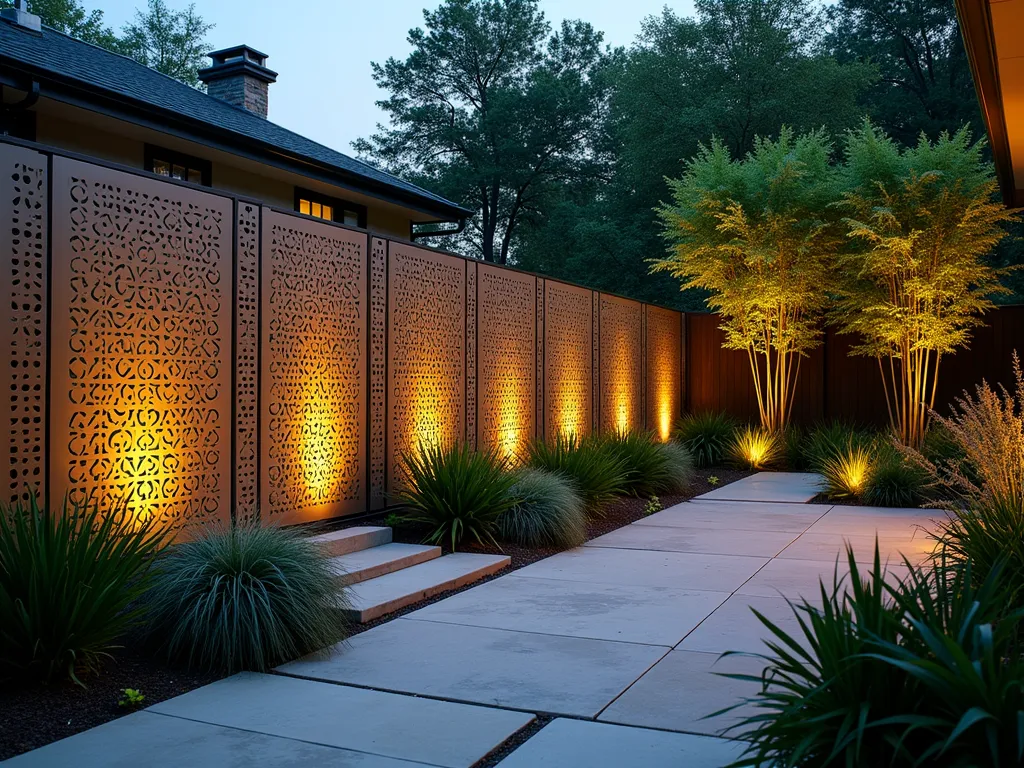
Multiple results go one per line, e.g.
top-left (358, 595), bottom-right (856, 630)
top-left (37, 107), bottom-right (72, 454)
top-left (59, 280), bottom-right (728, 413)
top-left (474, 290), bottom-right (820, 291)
top-left (0, 20), bottom-right (471, 218)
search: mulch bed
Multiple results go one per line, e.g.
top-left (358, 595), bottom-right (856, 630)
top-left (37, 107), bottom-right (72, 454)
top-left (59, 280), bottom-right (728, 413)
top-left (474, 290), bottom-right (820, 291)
top-left (0, 465), bottom-right (749, 761)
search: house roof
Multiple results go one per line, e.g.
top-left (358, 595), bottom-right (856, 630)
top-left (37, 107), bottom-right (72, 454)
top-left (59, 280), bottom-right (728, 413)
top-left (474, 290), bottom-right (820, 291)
top-left (0, 19), bottom-right (472, 219)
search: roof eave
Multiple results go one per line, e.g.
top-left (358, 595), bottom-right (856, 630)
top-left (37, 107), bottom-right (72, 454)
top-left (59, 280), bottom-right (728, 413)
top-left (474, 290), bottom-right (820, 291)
top-left (0, 58), bottom-right (474, 220)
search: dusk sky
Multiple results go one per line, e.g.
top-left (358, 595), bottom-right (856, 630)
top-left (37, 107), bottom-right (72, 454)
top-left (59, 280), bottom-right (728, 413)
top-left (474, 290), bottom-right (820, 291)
top-left (94, 0), bottom-right (696, 156)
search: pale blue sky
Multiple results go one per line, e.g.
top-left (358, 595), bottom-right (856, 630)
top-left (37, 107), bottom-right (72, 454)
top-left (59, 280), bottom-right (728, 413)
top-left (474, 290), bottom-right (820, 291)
top-left (92, 0), bottom-right (695, 155)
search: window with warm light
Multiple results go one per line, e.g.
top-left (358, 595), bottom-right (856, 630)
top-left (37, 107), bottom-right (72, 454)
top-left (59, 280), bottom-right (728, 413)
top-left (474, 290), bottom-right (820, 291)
top-left (295, 187), bottom-right (367, 228)
top-left (144, 144), bottom-right (211, 186)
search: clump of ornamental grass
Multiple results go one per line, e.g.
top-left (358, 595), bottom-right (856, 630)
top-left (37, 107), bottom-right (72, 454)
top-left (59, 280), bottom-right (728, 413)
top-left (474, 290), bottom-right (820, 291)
top-left (821, 442), bottom-right (872, 498)
top-left (863, 443), bottom-right (929, 507)
top-left (599, 431), bottom-right (694, 496)
top-left (0, 496), bottom-right (169, 685)
top-left (526, 433), bottom-right (626, 512)
top-left (498, 468), bottom-right (587, 549)
top-left (803, 420), bottom-right (874, 472)
top-left (398, 441), bottom-right (516, 549)
top-left (673, 411), bottom-right (738, 467)
top-left (143, 524), bottom-right (349, 674)
top-left (729, 426), bottom-right (780, 470)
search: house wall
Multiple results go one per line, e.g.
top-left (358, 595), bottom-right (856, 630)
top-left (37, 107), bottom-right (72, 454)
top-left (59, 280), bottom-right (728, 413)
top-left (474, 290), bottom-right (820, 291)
top-left (0, 140), bottom-right (685, 537)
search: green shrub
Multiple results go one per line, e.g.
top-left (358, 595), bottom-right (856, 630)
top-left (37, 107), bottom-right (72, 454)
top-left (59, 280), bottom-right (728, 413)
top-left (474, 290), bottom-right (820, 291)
top-left (673, 411), bottom-right (737, 467)
top-left (779, 425), bottom-right (809, 471)
top-left (526, 433), bottom-right (626, 511)
top-left (0, 496), bottom-right (168, 685)
top-left (498, 468), bottom-right (587, 548)
top-left (728, 426), bottom-right (780, 470)
top-left (599, 432), bottom-right (694, 496)
top-left (724, 546), bottom-right (1024, 767)
top-left (803, 420), bottom-right (874, 471)
top-left (863, 445), bottom-right (929, 507)
top-left (398, 441), bottom-right (515, 549)
top-left (820, 442), bottom-right (872, 498)
top-left (143, 525), bottom-right (349, 673)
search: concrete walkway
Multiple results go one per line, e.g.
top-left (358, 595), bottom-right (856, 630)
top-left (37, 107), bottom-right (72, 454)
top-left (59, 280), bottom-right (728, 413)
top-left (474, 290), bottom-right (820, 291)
top-left (7, 473), bottom-right (942, 767)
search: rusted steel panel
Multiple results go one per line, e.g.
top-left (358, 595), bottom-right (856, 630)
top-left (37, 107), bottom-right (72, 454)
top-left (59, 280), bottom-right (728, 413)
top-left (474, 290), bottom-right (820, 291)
top-left (234, 202), bottom-right (259, 523)
top-left (369, 236), bottom-right (388, 510)
top-left (466, 260), bottom-right (477, 450)
top-left (599, 293), bottom-right (644, 435)
top-left (646, 305), bottom-right (683, 441)
top-left (545, 280), bottom-right (593, 440)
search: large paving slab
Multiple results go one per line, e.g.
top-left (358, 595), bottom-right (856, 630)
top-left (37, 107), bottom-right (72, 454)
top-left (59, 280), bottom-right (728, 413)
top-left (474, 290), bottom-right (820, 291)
top-left (778, 531), bottom-right (937, 565)
top-left (148, 672), bottom-right (533, 768)
top-left (585, 522), bottom-right (799, 558)
top-left (736, 555), bottom-right (911, 599)
top-left (636, 500), bottom-right (830, 533)
top-left (495, 718), bottom-right (746, 767)
top-left (599, 649), bottom-right (765, 736)
top-left (405, 574), bottom-right (728, 646)
top-left (805, 505), bottom-right (943, 535)
top-left (277, 617), bottom-right (667, 718)
top-left (698, 472), bottom-right (824, 503)
top-left (678, 594), bottom-right (804, 654)
top-left (512, 545), bottom-right (768, 593)
top-left (2, 710), bottom-right (421, 768)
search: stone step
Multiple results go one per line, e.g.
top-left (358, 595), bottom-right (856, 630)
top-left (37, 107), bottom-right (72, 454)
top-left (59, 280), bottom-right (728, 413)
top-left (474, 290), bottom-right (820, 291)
top-left (328, 542), bottom-right (441, 586)
top-left (344, 553), bottom-right (512, 623)
top-left (307, 526), bottom-right (392, 557)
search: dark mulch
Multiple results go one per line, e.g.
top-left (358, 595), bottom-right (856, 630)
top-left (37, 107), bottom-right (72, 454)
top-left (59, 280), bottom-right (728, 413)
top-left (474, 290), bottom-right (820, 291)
top-left (476, 713), bottom-right (555, 767)
top-left (0, 465), bottom-right (749, 761)
top-left (0, 652), bottom-right (220, 761)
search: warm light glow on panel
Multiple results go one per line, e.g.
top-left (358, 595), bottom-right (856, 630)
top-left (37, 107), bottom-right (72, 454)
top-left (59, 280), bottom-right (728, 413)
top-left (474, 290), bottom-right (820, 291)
top-left (479, 265), bottom-right (535, 463)
top-left (299, 375), bottom-right (344, 502)
top-left (544, 281), bottom-right (592, 441)
top-left (647, 307), bottom-right (682, 443)
top-left (600, 295), bottom-right (642, 436)
top-left (388, 244), bottom-right (465, 488)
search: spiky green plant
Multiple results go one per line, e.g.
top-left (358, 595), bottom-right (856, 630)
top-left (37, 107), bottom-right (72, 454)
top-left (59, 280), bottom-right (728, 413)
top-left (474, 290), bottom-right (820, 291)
top-left (399, 441), bottom-right (516, 549)
top-left (729, 426), bottom-right (780, 470)
top-left (937, 498), bottom-right (1024, 609)
top-left (143, 524), bottom-right (349, 673)
top-left (0, 496), bottom-right (169, 685)
top-left (498, 468), bottom-right (587, 548)
top-left (803, 420), bottom-right (874, 472)
top-left (599, 431), bottom-right (694, 496)
top-left (673, 411), bottom-right (738, 467)
top-left (526, 433), bottom-right (626, 512)
top-left (722, 546), bottom-right (1024, 767)
top-left (864, 446), bottom-right (929, 507)
top-left (820, 442), bottom-right (872, 498)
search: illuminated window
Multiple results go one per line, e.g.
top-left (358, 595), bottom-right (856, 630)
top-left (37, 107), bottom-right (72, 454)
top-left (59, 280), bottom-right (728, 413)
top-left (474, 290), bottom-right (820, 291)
top-left (295, 187), bottom-right (366, 228)
top-left (144, 144), bottom-right (211, 186)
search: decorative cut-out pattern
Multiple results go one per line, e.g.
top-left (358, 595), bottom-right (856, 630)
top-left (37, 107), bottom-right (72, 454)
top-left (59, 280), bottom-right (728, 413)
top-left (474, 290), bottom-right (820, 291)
top-left (369, 237), bottom-right (387, 509)
top-left (478, 265), bottom-right (535, 460)
top-left (536, 278), bottom-right (545, 442)
top-left (388, 244), bottom-right (465, 491)
top-left (466, 261), bottom-right (477, 449)
top-left (600, 294), bottom-right (643, 435)
top-left (0, 146), bottom-right (47, 507)
top-left (262, 212), bottom-right (366, 524)
top-left (545, 281), bottom-right (592, 439)
top-left (593, 292), bottom-right (601, 430)
top-left (646, 306), bottom-right (683, 442)
top-left (235, 203), bottom-right (259, 523)
top-left (49, 157), bottom-right (232, 532)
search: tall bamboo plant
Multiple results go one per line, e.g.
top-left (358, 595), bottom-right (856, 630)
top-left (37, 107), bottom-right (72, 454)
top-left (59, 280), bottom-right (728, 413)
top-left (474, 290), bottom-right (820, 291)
top-left (654, 129), bottom-right (840, 431)
top-left (835, 122), bottom-right (1014, 448)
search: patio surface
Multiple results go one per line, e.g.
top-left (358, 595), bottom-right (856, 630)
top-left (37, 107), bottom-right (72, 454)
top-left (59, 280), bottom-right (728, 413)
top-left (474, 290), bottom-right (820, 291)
top-left (8, 473), bottom-right (943, 767)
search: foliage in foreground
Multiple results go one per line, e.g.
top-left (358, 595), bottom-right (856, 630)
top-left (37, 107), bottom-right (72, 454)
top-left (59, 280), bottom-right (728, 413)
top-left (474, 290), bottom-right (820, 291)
top-left (0, 496), bottom-right (168, 685)
top-left (729, 426), bottom-right (780, 470)
top-left (498, 468), bottom-right (587, 549)
top-left (599, 431), bottom-right (694, 496)
top-left (398, 441), bottom-right (516, 549)
top-left (143, 525), bottom-right (349, 673)
top-left (526, 433), bottom-right (626, 511)
top-left (673, 411), bottom-right (738, 467)
top-left (724, 547), bottom-right (1024, 767)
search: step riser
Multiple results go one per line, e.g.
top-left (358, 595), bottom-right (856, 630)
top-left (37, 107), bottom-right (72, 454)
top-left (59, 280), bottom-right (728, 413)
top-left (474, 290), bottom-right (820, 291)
top-left (333, 547), bottom-right (441, 587)
top-left (310, 527), bottom-right (392, 557)
top-left (344, 557), bottom-right (511, 623)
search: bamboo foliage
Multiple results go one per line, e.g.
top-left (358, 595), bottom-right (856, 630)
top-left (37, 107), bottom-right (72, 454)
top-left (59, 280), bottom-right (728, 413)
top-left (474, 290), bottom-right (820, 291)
top-left (654, 128), bottom-right (839, 431)
top-left (834, 122), bottom-right (1015, 448)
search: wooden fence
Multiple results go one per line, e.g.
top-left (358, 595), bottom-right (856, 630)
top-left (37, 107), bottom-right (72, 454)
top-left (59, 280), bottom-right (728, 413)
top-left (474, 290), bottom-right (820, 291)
top-left (685, 307), bottom-right (1024, 426)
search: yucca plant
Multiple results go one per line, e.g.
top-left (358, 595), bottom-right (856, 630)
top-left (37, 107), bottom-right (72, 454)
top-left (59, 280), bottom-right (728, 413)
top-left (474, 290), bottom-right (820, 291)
top-left (599, 431), bottom-right (694, 496)
top-left (729, 426), bottom-right (780, 470)
top-left (399, 441), bottom-right (516, 549)
top-left (0, 496), bottom-right (169, 685)
top-left (498, 468), bottom-right (587, 548)
top-left (526, 433), bottom-right (626, 512)
top-left (723, 545), bottom-right (1024, 767)
top-left (143, 524), bottom-right (349, 673)
top-left (673, 411), bottom-right (738, 467)
top-left (820, 442), bottom-right (873, 498)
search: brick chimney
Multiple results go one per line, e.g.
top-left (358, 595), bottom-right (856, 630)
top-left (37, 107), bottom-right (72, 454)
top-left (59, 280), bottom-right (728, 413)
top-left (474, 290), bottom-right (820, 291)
top-left (198, 45), bottom-right (277, 119)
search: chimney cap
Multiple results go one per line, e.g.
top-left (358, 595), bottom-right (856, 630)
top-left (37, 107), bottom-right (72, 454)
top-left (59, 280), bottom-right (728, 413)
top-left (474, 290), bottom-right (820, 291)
top-left (198, 44), bottom-right (277, 86)
top-left (1, 0), bottom-right (42, 32)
